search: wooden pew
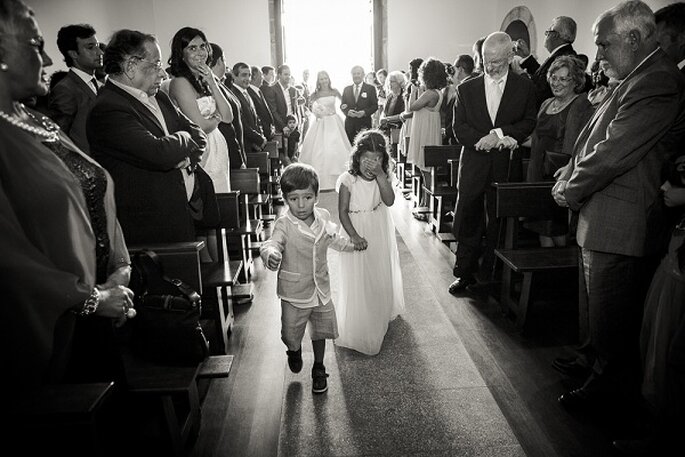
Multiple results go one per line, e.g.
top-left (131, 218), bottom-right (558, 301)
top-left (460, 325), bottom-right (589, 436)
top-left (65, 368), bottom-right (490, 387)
top-left (12, 382), bottom-right (115, 457)
top-left (493, 182), bottom-right (578, 329)
top-left (246, 152), bottom-right (276, 222)
top-left (231, 167), bottom-right (271, 223)
top-left (421, 145), bottom-right (460, 236)
top-left (128, 241), bottom-right (204, 294)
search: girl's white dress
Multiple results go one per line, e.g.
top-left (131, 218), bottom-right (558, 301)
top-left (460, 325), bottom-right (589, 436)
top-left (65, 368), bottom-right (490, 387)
top-left (334, 172), bottom-right (405, 355)
top-left (299, 95), bottom-right (352, 191)
top-left (197, 95), bottom-right (230, 192)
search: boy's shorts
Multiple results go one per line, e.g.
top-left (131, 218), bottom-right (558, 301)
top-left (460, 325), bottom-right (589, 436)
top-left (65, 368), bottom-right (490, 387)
top-left (281, 300), bottom-right (339, 351)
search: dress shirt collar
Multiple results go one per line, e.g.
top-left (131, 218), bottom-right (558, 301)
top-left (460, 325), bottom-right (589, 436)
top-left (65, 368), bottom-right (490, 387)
top-left (70, 67), bottom-right (98, 93)
top-left (249, 84), bottom-right (261, 93)
top-left (484, 70), bottom-right (508, 88)
top-left (284, 207), bottom-right (324, 235)
top-left (109, 78), bottom-right (154, 105)
top-left (616, 47), bottom-right (660, 89)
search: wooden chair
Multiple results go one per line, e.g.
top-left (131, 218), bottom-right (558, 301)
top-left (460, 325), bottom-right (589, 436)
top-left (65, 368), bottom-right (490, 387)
top-left (128, 241), bottom-right (205, 295)
top-left (421, 145), bottom-right (460, 235)
top-left (246, 152), bottom-right (276, 222)
top-left (231, 167), bottom-right (271, 223)
top-left (493, 182), bottom-right (578, 329)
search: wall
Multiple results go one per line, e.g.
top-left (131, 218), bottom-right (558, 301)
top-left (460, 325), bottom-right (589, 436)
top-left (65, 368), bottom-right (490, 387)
top-left (26, 0), bottom-right (271, 72)
top-left (26, 0), bottom-right (676, 75)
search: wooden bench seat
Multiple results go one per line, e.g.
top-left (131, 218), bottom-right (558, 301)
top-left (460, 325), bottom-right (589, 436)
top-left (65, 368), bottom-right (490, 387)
top-left (493, 182), bottom-right (578, 329)
top-left (421, 145), bottom-right (460, 235)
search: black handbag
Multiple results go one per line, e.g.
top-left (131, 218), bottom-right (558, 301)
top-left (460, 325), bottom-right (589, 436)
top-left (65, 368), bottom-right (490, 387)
top-left (128, 250), bottom-right (210, 366)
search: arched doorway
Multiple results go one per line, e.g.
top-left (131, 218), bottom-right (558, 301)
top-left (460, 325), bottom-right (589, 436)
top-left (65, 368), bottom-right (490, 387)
top-left (500, 6), bottom-right (536, 56)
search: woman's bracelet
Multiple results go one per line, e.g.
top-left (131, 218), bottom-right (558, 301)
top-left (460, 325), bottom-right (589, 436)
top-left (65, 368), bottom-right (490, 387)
top-left (75, 288), bottom-right (100, 316)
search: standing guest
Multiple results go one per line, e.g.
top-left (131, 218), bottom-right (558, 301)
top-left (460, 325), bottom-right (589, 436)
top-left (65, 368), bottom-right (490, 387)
top-left (300, 68), bottom-right (311, 137)
top-left (283, 114), bottom-right (300, 162)
top-left (378, 70), bottom-right (406, 133)
top-left (250, 64), bottom-right (274, 141)
top-left (397, 58), bottom-right (423, 162)
top-left (443, 54), bottom-right (477, 146)
top-left (209, 42), bottom-right (246, 170)
top-left (262, 65), bottom-right (275, 85)
top-left (553, 0), bottom-right (685, 411)
top-left (335, 130), bottom-right (405, 356)
top-left (449, 31), bottom-right (537, 293)
top-left (524, 56), bottom-right (594, 247)
top-left (441, 62), bottom-right (457, 145)
top-left (49, 23), bottom-right (103, 154)
top-left (230, 62), bottom-right (267, 153)
top-left (405, 57), bottom-right (447, 219)
top-left (87, 29), bottom-right (209, 245)
top-left (260, 163), bottom-right (354, 394)
top-left (94, 42), bottom-right (107, 85)
top-left (514, 16), bottom-right (580, 108)
top-left (168, 27), bottom-right (232, 193)
top-left (263, 63), bottom-right (298, 135)
top-left (365, 71), bottom-right (380, 127)
top-left (472, 36), bottom-right (486, 74)
top-left (0, 0), bottom-right (135, 397)
top-left (655, 2), bottom-right (685, 75)
top-left (340, 65), bottom-right (378, 144)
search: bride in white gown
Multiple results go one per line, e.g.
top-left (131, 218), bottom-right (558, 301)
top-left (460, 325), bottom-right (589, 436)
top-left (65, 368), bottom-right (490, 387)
top-left (298, 71), bottom-right (352, 191)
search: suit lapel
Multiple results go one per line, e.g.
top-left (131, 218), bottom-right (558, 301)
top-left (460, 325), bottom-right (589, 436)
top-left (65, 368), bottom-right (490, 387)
top-left (68, 70), bottom-right (96, 101)
top-left (473, 77), bottom-right (492, 128)
top-left (105, 81), bottom-right (165, 134)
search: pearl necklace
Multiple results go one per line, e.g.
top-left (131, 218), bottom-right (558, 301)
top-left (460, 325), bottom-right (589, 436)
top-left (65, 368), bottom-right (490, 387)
top-left (0, 104), bottom-right (59, 142)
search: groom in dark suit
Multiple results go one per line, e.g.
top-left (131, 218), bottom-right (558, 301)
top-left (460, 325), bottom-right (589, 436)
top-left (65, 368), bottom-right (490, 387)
top-left (341, 65), bottom-right (378, 144)
top-left (449, 31), bottom-right (536, 293)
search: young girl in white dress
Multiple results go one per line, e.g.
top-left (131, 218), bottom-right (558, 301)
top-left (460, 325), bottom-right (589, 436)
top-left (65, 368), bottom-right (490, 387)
top-left (335, 129), bottom-right (405, 355)
top-left (299, 71), bottom-right (352, 191)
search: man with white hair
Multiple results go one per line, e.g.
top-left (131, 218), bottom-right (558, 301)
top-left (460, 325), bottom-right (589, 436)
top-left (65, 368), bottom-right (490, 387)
top-left (515, 16), bottom-right (581, 107)
top-left (448, 31), bottom-right (536, 294)
top-left (553, 0), bottom-right (685, 413)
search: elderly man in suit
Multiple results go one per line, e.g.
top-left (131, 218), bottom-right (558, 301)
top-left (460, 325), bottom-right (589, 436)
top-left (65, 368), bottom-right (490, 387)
top-left (230, 62), bottom-right (267, 153)
top-left (87, 29), bottom-right (209, 245)
top-left (49, 23), bottom-right (104, 154)
top-left (553, 0), bottom-right (685, 411)
top-left (448, 32), bottom-right (537, 294)
top-left (514, 16), bottom-right (580, 108)
top-left (340, 65), bottom-right (378, 144)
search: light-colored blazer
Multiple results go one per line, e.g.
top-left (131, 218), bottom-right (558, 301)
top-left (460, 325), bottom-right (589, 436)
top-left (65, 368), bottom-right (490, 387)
top-left (561, 48), bottom-right (685, 257)
top-left (260, 207), bottom-right (352, 304)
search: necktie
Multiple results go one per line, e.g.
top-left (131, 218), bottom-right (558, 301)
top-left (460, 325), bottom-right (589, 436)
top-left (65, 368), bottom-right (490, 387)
top-left (488, 79), bottom-right (503, 124)
top-left (354, 84), bottom-right (360, 102)
top-left (91, 77), bottom-right (99, 95)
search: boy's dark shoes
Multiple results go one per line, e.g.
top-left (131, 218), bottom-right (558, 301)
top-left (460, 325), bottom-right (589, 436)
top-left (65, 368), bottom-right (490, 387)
top-left (312, 364), bottom-right (329, 394)
top-left (286, 348), bottom-right (303, 373)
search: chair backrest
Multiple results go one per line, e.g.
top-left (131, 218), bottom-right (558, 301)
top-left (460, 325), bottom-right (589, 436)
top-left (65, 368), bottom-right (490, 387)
top-left (246, 152), bottom-right (271, 176)
top-left (494, 182), bottom-right (564, 219)
top-left (263, 141), bottom-right (279, 159)
top-left (230, 168), bottom-right (261, 195)
top-left (215, 191), bottom-right (241, 229)
top-left (423, 145), bottom-right (461, 168)
top-left (273, 133), bottom-right (283, 148)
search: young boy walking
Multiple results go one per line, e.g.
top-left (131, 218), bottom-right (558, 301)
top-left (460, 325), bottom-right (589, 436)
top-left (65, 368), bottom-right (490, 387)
top-left (260, 163), bottom-right (354, 393)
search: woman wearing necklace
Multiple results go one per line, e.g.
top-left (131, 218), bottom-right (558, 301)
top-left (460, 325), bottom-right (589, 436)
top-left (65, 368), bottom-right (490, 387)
top-left (0, 0), bottom-right (135, 392)
top-left (524, 55), bottom-right (594, 247)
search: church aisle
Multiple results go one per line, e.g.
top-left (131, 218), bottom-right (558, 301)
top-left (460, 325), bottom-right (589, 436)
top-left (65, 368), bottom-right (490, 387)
top-left (193, 188), bottom-right (612, 457)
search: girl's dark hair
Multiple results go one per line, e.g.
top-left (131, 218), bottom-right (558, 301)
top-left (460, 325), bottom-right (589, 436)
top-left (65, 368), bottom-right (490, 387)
top-left (280, 163), bottom-right (319, 196)
top-left (409, 58), bottom-right (424, 83)
top-left (348, 129), bottom-right (391, 177)
top-left (208, 42), bottom-right (223, 67)
top-left (419, 57), bottom-right (448, 90)
top-left (168, 27), bottom-right (211, 96)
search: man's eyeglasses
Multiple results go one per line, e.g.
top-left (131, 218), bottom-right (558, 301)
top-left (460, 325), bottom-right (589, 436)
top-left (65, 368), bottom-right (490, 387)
top-left (132, 56), bottom-right (164, 71)
top-left (0, 34), bottom-right (45, 53)
top-left (544, 30), bottom-right (559, 37)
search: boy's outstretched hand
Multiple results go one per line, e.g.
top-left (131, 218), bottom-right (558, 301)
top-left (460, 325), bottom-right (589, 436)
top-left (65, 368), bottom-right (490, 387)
top-left (350, 235), bottom-right (368, 251)
top-left (265, 250), bottom-right (282, 271)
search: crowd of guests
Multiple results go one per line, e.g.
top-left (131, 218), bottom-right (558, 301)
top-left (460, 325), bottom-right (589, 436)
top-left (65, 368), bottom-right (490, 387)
top-left (1, 0), bottom-right (685, 454)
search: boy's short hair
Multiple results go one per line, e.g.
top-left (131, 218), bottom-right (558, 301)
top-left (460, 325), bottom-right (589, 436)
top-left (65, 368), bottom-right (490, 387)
top-left (286, 114), bottom-right (298, 124)
top-left (280, 163), bottom-right (319, 196)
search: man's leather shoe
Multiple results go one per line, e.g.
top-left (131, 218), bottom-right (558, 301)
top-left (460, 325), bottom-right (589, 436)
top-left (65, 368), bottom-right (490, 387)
top-left (448, 277), bottom-right (475, 295)
top-left (552, 357), bottom-right (591, 378)
top-left (558, 388), bottom-right (595, 411)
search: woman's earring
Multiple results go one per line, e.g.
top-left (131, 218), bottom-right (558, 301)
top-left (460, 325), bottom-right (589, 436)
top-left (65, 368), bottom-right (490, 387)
top-left (0, 63), bottom-right (8, 71)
